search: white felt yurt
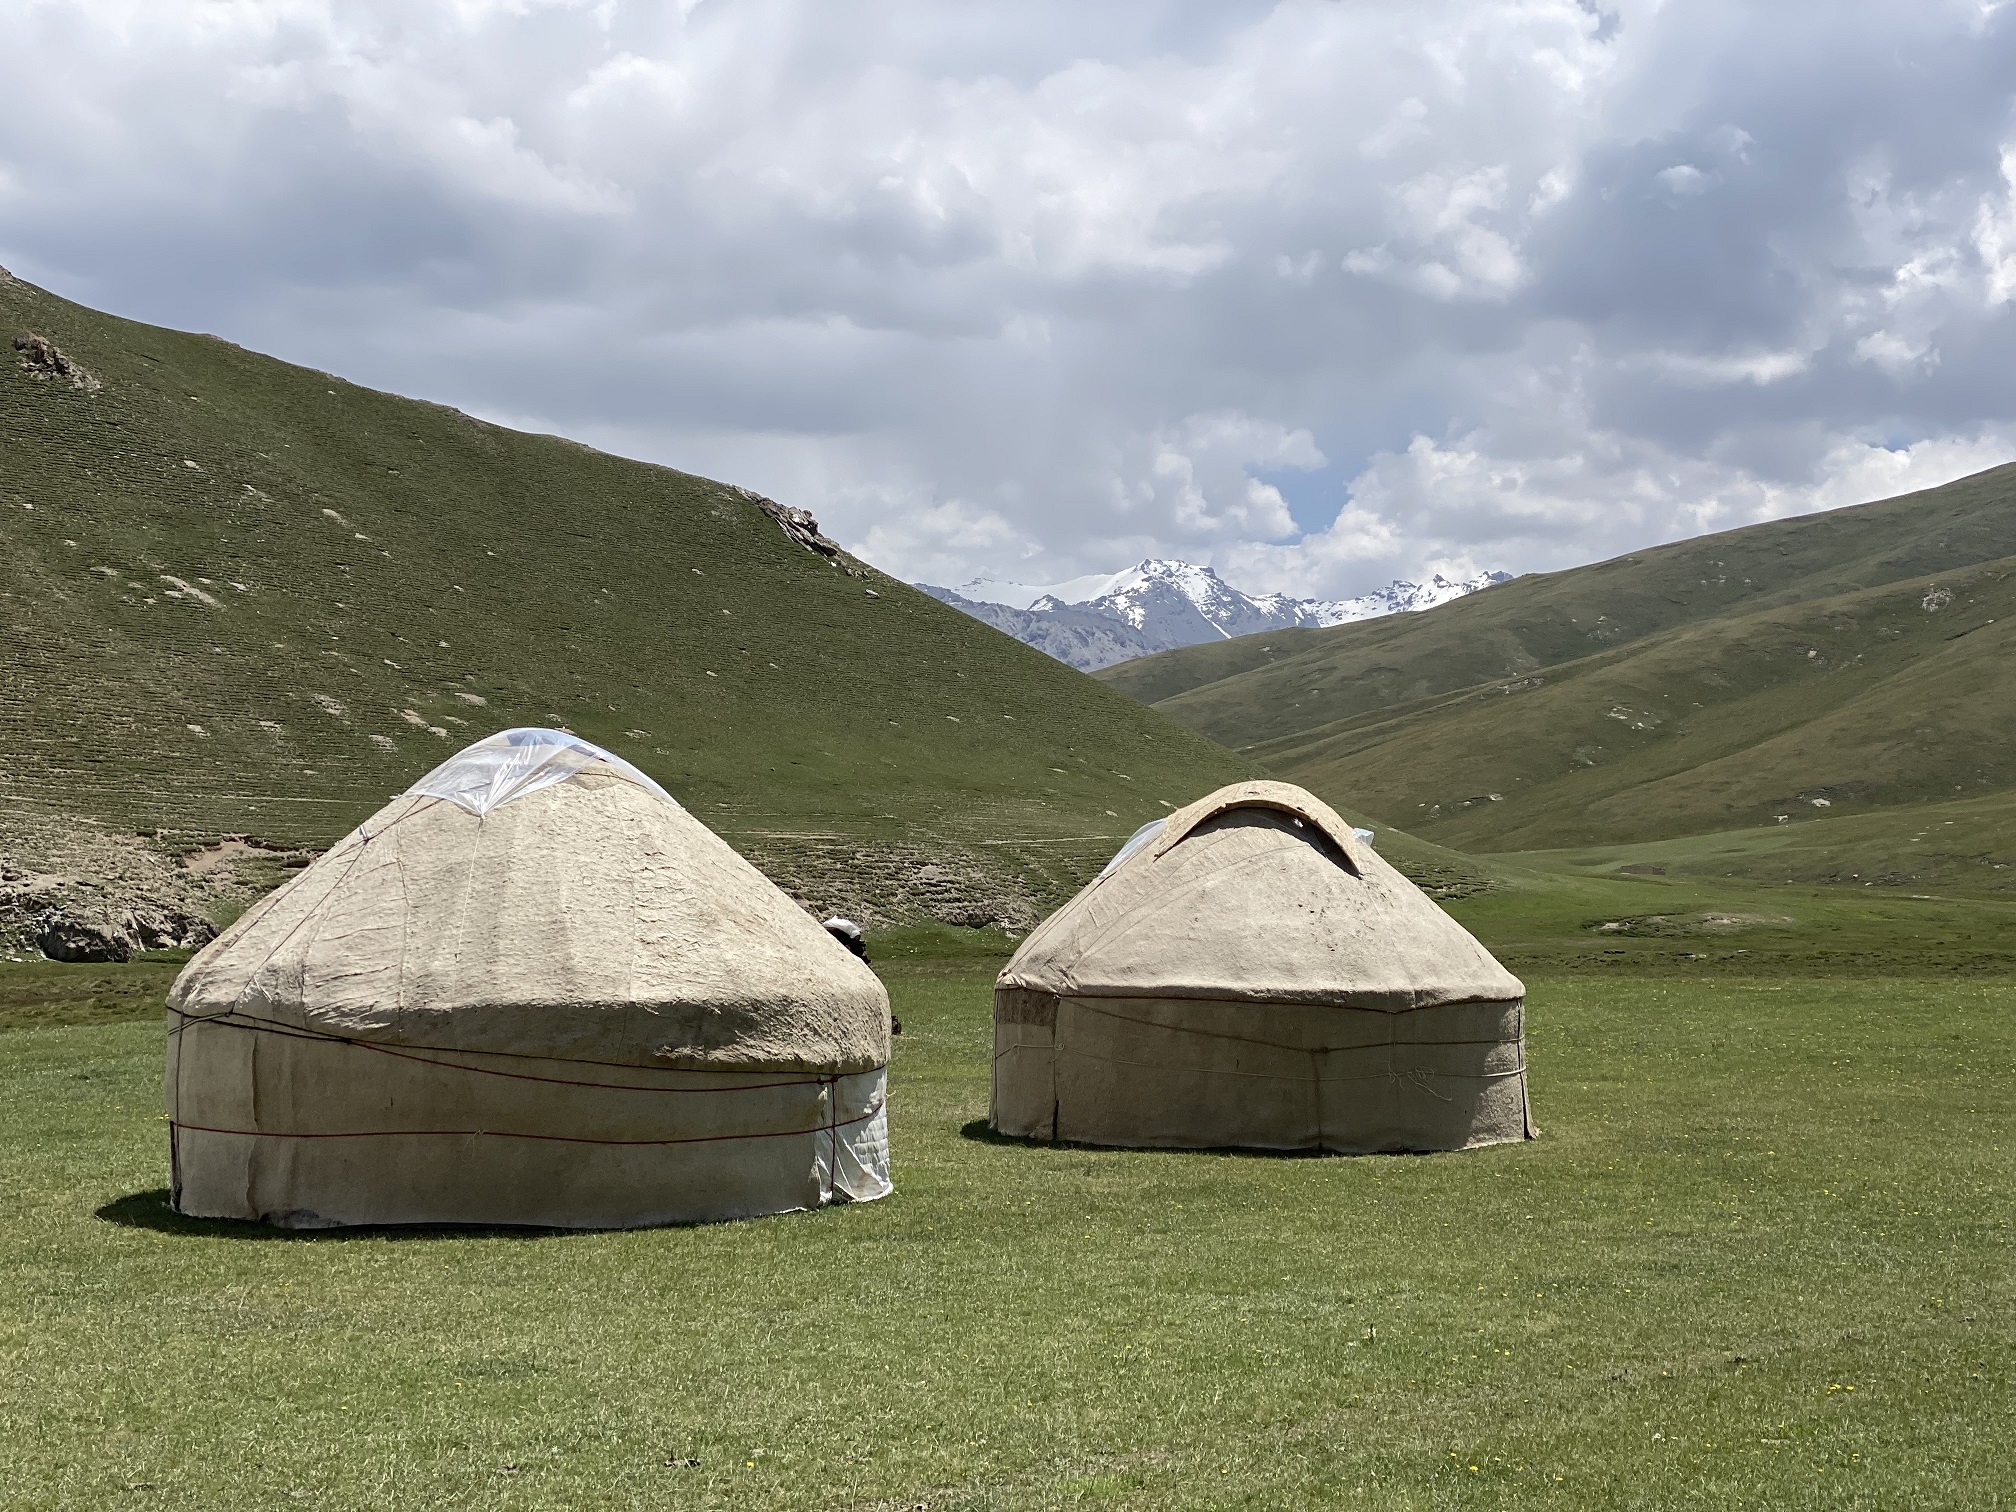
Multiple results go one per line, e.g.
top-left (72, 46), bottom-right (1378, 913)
top-left (166, 728), bottom-right (892, 1228)
top-left (992, 781), bottom-right (1532, 1155)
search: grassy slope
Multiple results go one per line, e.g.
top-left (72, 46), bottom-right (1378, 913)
top-left (1501, 788), bottom-right (2016, 896)
top-left (3, 950), bottom-right (2011, 1510)
top-left (0, 270), bottom-right (1256, 923)
top-left (1248, 562), bottom-right (2016, 854)
top-left (1097, 465), bottom-right (2016, 873)
top-left (1102, 462), bottom-right (2016, 725)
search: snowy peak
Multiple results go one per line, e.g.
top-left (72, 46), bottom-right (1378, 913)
top-left (1094, 559), bottom-right (1289, 642)
top-left (1302, 570), bottom-right (1514, 627)
top-left (921, 560), bottom-right (1511, 672)
top-left (954, 568), bottom-right (1127, 610)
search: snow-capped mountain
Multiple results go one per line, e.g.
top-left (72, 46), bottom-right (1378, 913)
top-left (919, 560), bottom-right (1511, 672)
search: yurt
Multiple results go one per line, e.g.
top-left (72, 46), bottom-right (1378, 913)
top-left (992, 780), bottom-right (1532, 1155)
top-left (166, 728), bottom-right (892, 1228)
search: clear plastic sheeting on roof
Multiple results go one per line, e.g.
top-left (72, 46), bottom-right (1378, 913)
top-left (1098, 818), bottom-right (1167, 879)
top-left (404, 727), bottom-right (673, 818)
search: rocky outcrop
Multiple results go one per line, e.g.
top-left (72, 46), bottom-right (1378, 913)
top-left (0, 814), bottom-right (297, 963)
top-left (737, 829), bottom-right (1095, 935)
top-left (14, 331), bottom-right (101, 392)
top-left (15, 895), bottom-right (218, 963)
top-left (33, 912), bottom-right (135, 963)
top-left (736, 487), bottom-right (881, 581)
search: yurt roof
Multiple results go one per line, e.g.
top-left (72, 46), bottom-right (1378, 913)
top-left (170, 729), bottom-right (888, 1072)
top-left (999, 780), bottom-right (1522, 1012)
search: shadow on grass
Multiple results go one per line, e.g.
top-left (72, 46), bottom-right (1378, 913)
top-left (96, 1189), bottom-right (569, 1242)
top-left (957, 1118), bottom-right (1338, 1159)
top-left (959, 1117), bottom-right (1041, 1147)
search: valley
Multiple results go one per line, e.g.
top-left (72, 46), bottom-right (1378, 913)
top-left (1100, 463), bottom-right (2016, 889)
top-left (0, 269), bottom-right (1257, 940)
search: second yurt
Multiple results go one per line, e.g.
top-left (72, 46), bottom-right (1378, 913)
top-left (992, 781), bottom-right (1531, 1154)
top-left (167, 728), bottom-right (892, 1229)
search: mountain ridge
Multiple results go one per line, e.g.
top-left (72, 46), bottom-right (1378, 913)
top-left (922, 558), bottom-right (1508, 671)
top-left (1096, 462), bottom-right (2016, 889)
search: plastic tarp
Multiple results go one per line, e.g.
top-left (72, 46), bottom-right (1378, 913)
top-left (1098, 818), bottom-right (1167, 878)
top-left (820, 1069), bottom-right (894, 1205)
top-left (403, 727), bottom-right (672, 819)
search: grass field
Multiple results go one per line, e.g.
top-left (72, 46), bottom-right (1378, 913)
top-left (1444, 860), bottom-right (2016, 980)
top-left (4, 925), bottom-right (2011, 1510)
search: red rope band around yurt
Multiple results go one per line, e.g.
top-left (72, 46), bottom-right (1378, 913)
top-left (169, 1009), bottom-right (884, 1093)
top-left (167, 1098), bottom-right (886, 1148)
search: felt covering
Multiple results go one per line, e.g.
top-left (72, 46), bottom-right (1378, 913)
top-left (167, 732), bottom-right (892, 1227)
top-left (992, 780), bottom-right (1531, 1154)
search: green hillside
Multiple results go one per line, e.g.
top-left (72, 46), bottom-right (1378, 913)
top-left (1, 267), bottom-right (1262, 933)
top-left (1099, 465), bottom-right (2016, 883)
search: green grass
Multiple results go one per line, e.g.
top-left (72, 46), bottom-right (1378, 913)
top-left (1447, 863), bottom-right (2016, 979)
top-left (0, 955), bottom-right (188, 1032)
top-left (0, 270), bottom-right (1253, 923)
top-left (1494, 789), bottom-right (2016, 894)
top-left (4, 947), bottom-right (2011, 1509)
top-left (1095, 463), bottom-right (2016, 889)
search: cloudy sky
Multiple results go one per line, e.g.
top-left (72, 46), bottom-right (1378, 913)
top-left (5, 1), bottom-right (2016, 599)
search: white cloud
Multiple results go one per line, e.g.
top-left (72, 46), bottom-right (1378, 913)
top-left (1634, 348), bottom-right (1813, 386)
top-left (1853, 328), bottom-right (1936, 374)
top-left (1113, 413), bottom-right (1321, 542)
top-left (1219, 503), bottom-right (1405, 600)
top-left (1219, 422), bottom-right (2016, 599)
top-left (1755, 432), bottom-right (2016, 518)
top-left (858, 498), bottom-right (1027, 591)
top-left (1976, 146), bottom-right (2016, 304)
top-left (2, 0), bottom-right (2013, 604)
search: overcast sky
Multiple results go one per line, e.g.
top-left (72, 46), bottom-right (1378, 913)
top-left (5, 1), bottom-right (2015, 598)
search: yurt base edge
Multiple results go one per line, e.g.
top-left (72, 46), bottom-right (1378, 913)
top-left (992, 989), bottom-right (1531, 1156)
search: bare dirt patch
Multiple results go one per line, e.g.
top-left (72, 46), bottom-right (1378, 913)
top-left (1591, 910), bottom-right (1795, 938)
top-left (180, 838), bottom-right (272, 878)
